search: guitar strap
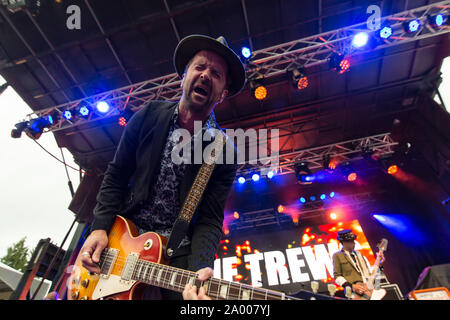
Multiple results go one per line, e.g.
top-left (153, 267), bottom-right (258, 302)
top-left (165, 129), bottom-right (228, 259)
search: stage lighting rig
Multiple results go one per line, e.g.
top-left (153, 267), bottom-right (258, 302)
top-left (11, 120), bottom-right (29, 138)
top-left (341, 162), bottom-right (357, 182)
top-left (249, 75), bottom-right (267, 100)
top-left (287, 68), bottom-right (308, 90)
top-left (1, 0), bottom-right (41, 15)
top-left (403, 19), bottom-right (421, 33)
top-left (294, 162), bottom-right (314, 185)
top-left (329, 53), bottom-right (350, 74)
top-left (25, 115), bottom-right (53, 139)
top-left (240, 46), bottom-right (253, 62)
top-left (428, 13), bottom-right (446, 28)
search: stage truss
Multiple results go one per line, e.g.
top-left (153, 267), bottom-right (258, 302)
top-left (16, 1), bottom-right (450, 133)
top-left (236, 132), bottom-right (398, 178)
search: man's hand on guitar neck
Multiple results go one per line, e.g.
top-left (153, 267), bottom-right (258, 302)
top-left (182, 267), bottom-right (214, 300)
top-left (80, 230), bottom-right (109, 274)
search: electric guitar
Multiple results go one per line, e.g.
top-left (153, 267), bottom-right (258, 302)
top-left (352, 238), bottom-right (388, 300)
top-left (67, 215), bottom-right (301, 300)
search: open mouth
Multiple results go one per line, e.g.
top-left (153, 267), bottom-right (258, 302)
top-left (193, 86), bottom-right (209, 97)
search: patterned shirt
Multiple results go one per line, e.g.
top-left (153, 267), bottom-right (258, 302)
top-left (131, 105), bottom-right (218, 248)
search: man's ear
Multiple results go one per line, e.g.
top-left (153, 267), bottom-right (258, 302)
top-left (180, 73), bottom-right (185, 88)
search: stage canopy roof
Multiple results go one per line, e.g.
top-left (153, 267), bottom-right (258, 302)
top-left (0, 0), bottom-right (448, 172)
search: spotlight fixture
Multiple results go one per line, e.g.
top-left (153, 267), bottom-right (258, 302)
top-left (237, 176), bottom-right (246, 184)
top-left (287, 68), bottom-right (308, 90)
top-left (63, 110), bottom-right (73, 120)
top-left (11, 121), bottom-right (29, 138)
top-left (341, 162), bottom-right (357, 182)
top-left (352, 32), bottom-right (369, 48)
top-left (294, 162), bottom-right (314, 185)
top-left (118, 108), bottom-right (134, 127)
top-left (96, 101), bottom-right (110, 113)
top-left (249, 75), bottom-right (267, 100)
top-left (378, 26), bottom-right (393, 39)
top-left (267, 170), bottom-right (274, 179)
top-left (387, 164), bottom-right (398, 175)
top-left (329, 53), bottom-right (350, 74)
top-left (428, 13), bottom-right (446, 28)
top-left (403, 19), bottom-right (421, 33)
top-left (241, 46), bottom-right (252, 60)
top-left (251, 173), bottom-right (260, 182)
top-left (78, 106), bottom-right (90, 117)
top-left (25, 115), bottom-right (53, 139)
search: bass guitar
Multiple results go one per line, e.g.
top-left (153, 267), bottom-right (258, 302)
top-left (68, 215), bottom-right (301, 300)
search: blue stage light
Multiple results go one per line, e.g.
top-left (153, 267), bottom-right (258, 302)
top-left (330, 192), bottom-right (335, 198)
top-left (435, 14), bottom-right (444, 26)
top-left (79, 106), bottom-right (90, 116)
top-left (407, 19), bottom-right (421, 32)
top-left (96, 101), bottom-right (110, 113)
top-left (352, 32), bottom-right (369, 48)
top-left (241, 47), bottom-right (251, 59)
top-left (300, 197), bottom-right (306, 203)
top-left (379, 26), bottom-right (393, 39)
top-left (267, 170), bottom-right (274, 179)
top-left (320, 194), bottom-right (326, 200)
top-left (252, 173), bottom-right (260, 182)
top-left (63, 110), bottom-right (72, 120)
top-left (310, 196), bottom-right (316, 201)
top-left (372, 213), bottom-right (425, 244)
top-left (238, 176), bottom-right (246, 184)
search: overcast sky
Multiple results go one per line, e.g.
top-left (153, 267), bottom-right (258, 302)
top-left (0, 57), bottom-right (448, 264)
top-left (0, 75), bottom-right (80, 260)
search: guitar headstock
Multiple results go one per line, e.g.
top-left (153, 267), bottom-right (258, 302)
top-left (377, 238), bottom-right (388, 252)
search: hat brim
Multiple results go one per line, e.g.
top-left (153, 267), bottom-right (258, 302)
top-left (174, 35), bottom-right (246, 97)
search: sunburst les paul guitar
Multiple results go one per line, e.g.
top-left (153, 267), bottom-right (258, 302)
top-left (68, 215), bottom-right (301, 300)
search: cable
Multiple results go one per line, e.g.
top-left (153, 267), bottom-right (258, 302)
top-left (32, 139), bottom-right (88, 176)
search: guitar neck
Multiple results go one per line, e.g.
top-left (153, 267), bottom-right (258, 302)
top-left (131, 259), bottom-right (296, 300)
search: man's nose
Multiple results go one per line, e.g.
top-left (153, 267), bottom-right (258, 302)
top-left (200, 71), bottom-right (211, 82)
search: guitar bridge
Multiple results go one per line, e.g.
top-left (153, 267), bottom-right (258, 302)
top-left (100, 248), bottom-right (119, 278)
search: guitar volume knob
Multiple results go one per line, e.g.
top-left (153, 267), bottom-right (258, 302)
top-left (71, 291), bottom-right (79, 300)
top-left (81, 279), bottom-right (89, 288)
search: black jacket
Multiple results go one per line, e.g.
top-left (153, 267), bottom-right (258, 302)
top-left (91, 100), bottom-right (237, 271)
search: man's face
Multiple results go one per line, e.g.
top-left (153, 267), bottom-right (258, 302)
top-left (181, 50), bottom-right (229, 114)
top-left (342, 240), bottom-right (355, 251)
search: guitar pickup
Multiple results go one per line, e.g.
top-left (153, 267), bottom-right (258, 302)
top-left (121, 252), bottom-right (139, 282)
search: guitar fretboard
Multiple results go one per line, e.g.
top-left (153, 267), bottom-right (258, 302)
top-left (127, 258), bottom-right (295, 300)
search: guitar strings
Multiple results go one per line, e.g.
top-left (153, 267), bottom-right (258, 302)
top-left (84, 251), bottom-right (288, 300)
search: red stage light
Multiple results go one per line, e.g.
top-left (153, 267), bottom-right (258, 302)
top-left (347, 172), bottom-right (357, 181)
top-left (297, 76), bottom-right (308, 90)
top-left (118, 116), bottom-right (127, 127)
top-left (233, 211), bottom-right (239, 219)
top-left (339, 59), bottom-right (350, 74)
top-left (254, 85), bottom-right (267, 100)
top-left (387, 165), bottom-right (398, 175)
top-left (277, 205), bottom-right (284, 213)
top-left (328, 159), bottom-right (338, 170)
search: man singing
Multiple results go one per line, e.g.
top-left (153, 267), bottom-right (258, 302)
top-left (79, 34), bottom-right (246, 300)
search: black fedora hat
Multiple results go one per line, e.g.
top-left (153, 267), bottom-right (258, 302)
top-left (173, 34), bottom-right (246, 97)
top-left (337, 229), bottom-right (357, 242)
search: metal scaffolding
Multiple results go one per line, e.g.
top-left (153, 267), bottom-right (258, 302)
top-left (16, 1), bottom-right (450, 133)
top-left (235, 132), bottom-right (398, 178)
